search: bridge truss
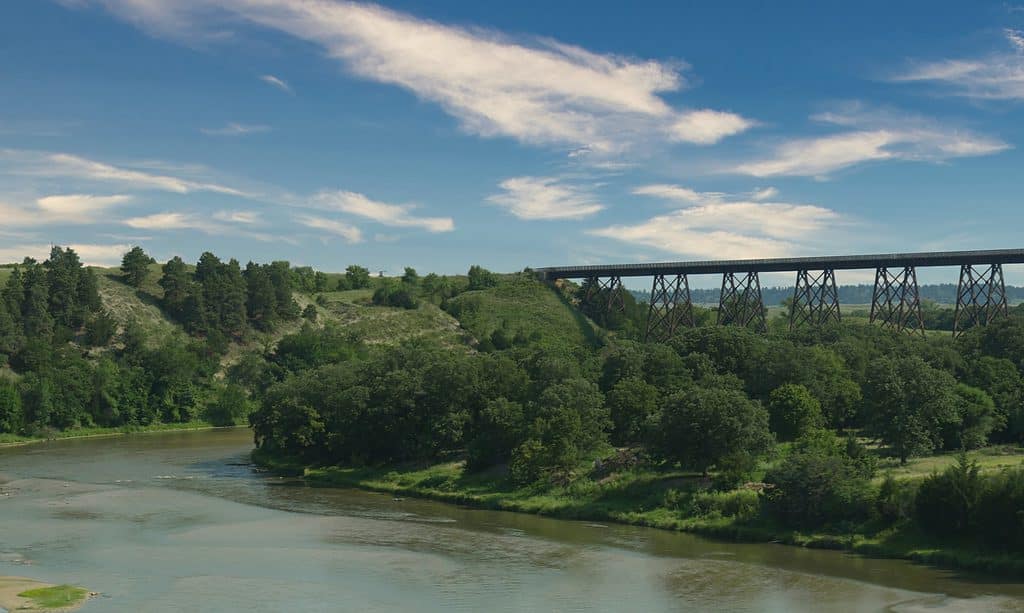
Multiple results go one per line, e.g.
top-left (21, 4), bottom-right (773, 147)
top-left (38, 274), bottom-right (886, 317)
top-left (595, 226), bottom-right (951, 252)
top-left (539, 249), bottom-right (1022, 341)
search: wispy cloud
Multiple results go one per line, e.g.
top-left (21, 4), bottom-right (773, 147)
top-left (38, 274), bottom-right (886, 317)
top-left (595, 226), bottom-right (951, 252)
top-left (314, 190), bottom-right (454, 233)
top-left (631, 184), bottom-right (724, 204)
top-left (488, 177), bottom-right (604, 220)
top-left (213, 210), bottom-right (261, 224)
top-left (260, 74), bottom-right (292, 93)
top-left (0, 193), bottom-right (133, 226)
top-left (591, 187), bottom-right (842, 259)
top-left (294, 214), bottom-right (363, 243)
top-left (729, 105), bottom-right (1008, 177)
top-left (893, 29), bottom-right (1024, 100)
top-left (72, 0), bottom-right (754, 153)
top-left (3, 149), bottom-right (249, 196)
top-left (200, 122), bottom-right (271, 136)
top-left (122, 212), bottom-right (201, 230)
top-left (0, 242), bottom-right (132, 267)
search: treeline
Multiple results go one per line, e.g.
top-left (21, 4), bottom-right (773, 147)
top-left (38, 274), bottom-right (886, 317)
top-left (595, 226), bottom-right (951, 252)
top-left (250, 273), bottom-right (1024, 473)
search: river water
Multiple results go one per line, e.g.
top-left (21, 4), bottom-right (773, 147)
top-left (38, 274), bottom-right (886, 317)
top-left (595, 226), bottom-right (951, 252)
top-left (0, 428), bottom-right (1022, 612)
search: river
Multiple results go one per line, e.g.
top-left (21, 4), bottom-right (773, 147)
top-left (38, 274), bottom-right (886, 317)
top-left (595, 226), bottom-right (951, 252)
top-left (0, 428), bottom-right (1022, 612)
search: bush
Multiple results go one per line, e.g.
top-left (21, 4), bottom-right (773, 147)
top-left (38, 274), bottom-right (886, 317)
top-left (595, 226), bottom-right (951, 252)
top-left (205, 384), bottom-right (252, 427)
top-left (509, 438), bottom-right (545, 486)
top-left (689, 489), bottom-right (761, 521)
top-left (875, 474), bottom-right (917, 524)
top-left (914, 453), bottom-right (982, 537)
top-left (764, 429), bottom-right (874, 529)
top-left (975, 467), bottom-right (1024, 550)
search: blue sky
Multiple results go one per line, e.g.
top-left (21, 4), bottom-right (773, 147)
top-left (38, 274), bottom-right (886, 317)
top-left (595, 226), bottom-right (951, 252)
top-left (2, 1), bottom-right (1024, 286)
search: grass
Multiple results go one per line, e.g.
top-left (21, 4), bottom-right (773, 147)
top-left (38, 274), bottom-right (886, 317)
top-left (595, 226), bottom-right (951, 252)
top-left (264, 443), bottom-right (1024, 578)
top-left (446, 275), bottom-right (599, 350)
top-left (0, 420), bottom-right (219, 447)
top-left (875, 445), bottom-right (1024, 482)
top-left (17, 584), bottom-right (88, 609)
top-left (313, 289), bottom-right (469, 348)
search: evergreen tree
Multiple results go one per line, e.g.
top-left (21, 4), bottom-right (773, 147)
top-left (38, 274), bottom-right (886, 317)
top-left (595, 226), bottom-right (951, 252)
top-left (120, 246), bottom-right (155, 287)
top-left (158, 256), bottom-right (193, 321)
top-left (244, 262), bottom-right (278, 330)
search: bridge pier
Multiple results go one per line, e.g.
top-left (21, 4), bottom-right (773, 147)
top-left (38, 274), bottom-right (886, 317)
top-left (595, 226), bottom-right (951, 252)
top-left (790, 268), bottom-right (841, 330)
top-left (582, 275), bottom-right (625, 314)
top-left (645, 274), bottom-right (694, 342)
top-left (954, 264), bottom-right (1008, 337)
top-left (870, 266), bottom-right (924, 334)
top-left (718, 272), bottom-right (766, 331)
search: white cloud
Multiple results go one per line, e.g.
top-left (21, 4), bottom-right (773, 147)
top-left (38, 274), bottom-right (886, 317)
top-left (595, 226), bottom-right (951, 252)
top-left (0, 243), bottom-right (132, 267)
top-left (122, 212), bottom-right (199, 230)
top-left (200, 122), bottom-right (270, 136)
top-left (0, 193), bottom-right (133, 226)
top-left (631, 184), bottom-right (723, 204)
top-left (4, 149), bottom-right (249, 196)
top-left (213, 210), bottom-right (261, 224)
top-left (893, 30), bottom-right (1024, 100)
top-left (260, 74), bottom-right (292, 93)
top-left (669, 110), bottom-right (753, 145)
top-left (72, 0), bottom-right (753, 152)
top-left (730, 106), bottom-right (1008, 177)
top-left (487, 177), bottom-right (604, 220)
top-left (592, 188), bottom-right (842, 259)
top-left (314, 190), bottom-right (454, 232)
top-left (295, 214), bottom-right (363, 243)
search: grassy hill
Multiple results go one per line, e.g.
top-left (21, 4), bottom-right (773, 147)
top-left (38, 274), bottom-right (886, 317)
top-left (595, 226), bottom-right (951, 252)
top-left (444, 274), bottom-right (599, 350)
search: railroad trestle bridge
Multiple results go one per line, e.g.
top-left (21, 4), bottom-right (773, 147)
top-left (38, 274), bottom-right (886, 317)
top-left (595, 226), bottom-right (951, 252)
top-left (535, 249), bottom-right (1024, 341)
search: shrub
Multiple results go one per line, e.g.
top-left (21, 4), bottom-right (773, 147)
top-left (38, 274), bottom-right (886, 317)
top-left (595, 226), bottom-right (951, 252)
top-left (914, 453), bottom-right (982, 537)
top-left (764, 429), bottom-right (874, 529)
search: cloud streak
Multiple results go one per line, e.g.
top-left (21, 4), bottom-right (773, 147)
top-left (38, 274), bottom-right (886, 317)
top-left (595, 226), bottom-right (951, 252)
top-left (260, 74), bottom-right (292, 93)
top-left (728, 106), bottom-right (1008, 177)
top-left (893, 29), bottom-right (1024, 100)
top-left (294, 214), bottom-right (363, 243)
top-left (315, 190), bottom-right (454, 232)
top-left (0, 193), bottom-right (134, 226)
top-left (200, 122), bottom-right (271, 136)
top-left (71, 0), bottom-right (753, 153)
top-left (488, 177), bottom-right (604, 220)
top-left (590, 186), bottom-right (842, 259)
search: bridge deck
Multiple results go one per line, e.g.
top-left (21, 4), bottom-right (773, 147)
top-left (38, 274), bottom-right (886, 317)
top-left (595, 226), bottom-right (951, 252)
top-left (536, 249), bottom-right (1024, 280)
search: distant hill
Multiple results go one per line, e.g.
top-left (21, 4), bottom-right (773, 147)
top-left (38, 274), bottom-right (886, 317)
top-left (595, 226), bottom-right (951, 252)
top-left (630, 283), bottom-right (1024, 306)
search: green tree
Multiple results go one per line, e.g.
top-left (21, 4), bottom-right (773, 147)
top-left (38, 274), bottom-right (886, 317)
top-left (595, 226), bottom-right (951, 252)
top-left (863, 355), bottom-right (959, 463)
top-left (401, 267), bottom-right (419, 286)
top-left (244, 262), bottom-right (278, 331)
top-left (945, 384), bottom-right (999, 450)
top-left (653, 386), bottom-right (773, 477)
top-left (0, 378), bottom-right (22, 433)
top-left (120, 246), bottom-right (155, 288)
top-left (467, 265), bottom-right (498, 291)
top-left (206, 384), bottom-right (252, 427)
top-left (606, 377), bottom-right (659, 445)
top-left (767, 384), bottom-right (823, 441)
top-left (158, 256), bottom-right (193, 322)
top-left (345, 265), bottom-right (371, 289)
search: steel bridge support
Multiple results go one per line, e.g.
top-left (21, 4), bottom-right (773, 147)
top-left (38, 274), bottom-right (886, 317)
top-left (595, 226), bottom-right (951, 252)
top-left (645, 274), bottom-right (694, 342)
top-left (717, 272), bottom-right (766, 331)
top-left (953, 264), bottom-right (1008, 337)
top-left (790, 269), bottom-right (841, 330)
top-left (583, 275), bottom-right (625, 315)
top-left (870, 266), bottom-right (924, 334)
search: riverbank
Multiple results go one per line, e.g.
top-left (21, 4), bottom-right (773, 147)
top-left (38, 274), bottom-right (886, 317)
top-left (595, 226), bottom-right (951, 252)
top-left (0, 577), bottom-right (92, 612)
top-left (254, 450), bottom-right (1024, 579)
top-left (0, 421), bottom-right (234, 448)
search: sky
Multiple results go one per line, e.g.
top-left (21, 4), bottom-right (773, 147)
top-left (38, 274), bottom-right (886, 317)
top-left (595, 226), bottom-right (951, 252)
top-left (2, 0), bottom-right (1024, 287)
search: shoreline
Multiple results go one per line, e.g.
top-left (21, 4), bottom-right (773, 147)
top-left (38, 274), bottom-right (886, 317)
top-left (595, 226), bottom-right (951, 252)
top-left (0, 423), bottom-right (241, 449)
top-left (252, 451), bottom-right (1024, 580)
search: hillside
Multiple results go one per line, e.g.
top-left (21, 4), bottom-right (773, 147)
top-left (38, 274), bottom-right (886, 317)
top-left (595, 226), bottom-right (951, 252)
top-left (444, 274), bottom-right (599, 350)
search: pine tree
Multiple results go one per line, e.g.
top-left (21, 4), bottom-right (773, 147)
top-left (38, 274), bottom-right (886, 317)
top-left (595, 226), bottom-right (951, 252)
top-left (120, 246), bottom-right (156, 288)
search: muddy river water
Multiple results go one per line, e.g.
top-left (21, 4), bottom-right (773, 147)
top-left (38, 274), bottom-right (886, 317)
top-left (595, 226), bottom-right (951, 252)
top-left (1, 428), bottom-right (1022, 611)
